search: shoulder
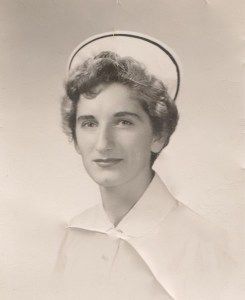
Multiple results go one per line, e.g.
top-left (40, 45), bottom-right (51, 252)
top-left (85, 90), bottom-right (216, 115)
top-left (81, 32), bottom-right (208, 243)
top-left (144, 199), bottom-right (233, 273)
top-left (159, 201), bottom-right (235, 281)
top-left (167, 201), bottom-right (228, 247)
top-left (140, 201), bottom-right (236, 299)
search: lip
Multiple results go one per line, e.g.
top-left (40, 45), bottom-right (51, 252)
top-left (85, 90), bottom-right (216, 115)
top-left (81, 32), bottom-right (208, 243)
top-left (93, 158), bottom-right (123, 167)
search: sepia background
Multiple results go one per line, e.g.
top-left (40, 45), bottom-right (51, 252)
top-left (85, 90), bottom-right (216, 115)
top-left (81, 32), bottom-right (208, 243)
top-left (0, 0), bottom-right (244, 298)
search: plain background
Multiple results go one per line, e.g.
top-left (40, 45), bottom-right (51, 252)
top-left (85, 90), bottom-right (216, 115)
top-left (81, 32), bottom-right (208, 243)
top-left (0, 0), bottom-right (244, 298)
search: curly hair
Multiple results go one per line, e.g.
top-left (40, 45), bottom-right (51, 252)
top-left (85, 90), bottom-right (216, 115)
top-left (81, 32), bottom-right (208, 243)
top-left (61, 51), bottom-right (179, 165)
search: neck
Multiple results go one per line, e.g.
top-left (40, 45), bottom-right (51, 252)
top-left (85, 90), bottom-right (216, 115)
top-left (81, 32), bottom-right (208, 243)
top-left (99, 168), bottom-right (154, 226)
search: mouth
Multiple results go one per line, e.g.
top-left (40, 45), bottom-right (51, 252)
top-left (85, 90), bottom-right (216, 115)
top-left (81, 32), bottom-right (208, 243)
top-left (93, 158), bottom-right (123, 167)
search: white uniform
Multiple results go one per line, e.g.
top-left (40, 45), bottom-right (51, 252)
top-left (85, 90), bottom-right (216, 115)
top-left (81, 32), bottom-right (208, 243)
top-left (54, 173), bottom-right (234, 299)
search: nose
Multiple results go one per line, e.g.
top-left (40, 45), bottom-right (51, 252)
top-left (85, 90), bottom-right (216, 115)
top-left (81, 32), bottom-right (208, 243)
top-left (95, 125), bottom-right (114, 153)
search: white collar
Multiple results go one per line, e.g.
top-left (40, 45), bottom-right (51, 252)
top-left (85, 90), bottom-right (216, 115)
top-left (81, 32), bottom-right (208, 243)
top-left (68, 173), bottom-right (178, 238)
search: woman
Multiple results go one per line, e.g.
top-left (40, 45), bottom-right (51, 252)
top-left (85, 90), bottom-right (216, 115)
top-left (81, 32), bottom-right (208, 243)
top-left (55, 32), bottom-right (233, 300)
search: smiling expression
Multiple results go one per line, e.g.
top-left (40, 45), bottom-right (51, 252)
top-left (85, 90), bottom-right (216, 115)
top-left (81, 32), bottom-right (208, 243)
top-left (75, 83), bottom-right (164, 187)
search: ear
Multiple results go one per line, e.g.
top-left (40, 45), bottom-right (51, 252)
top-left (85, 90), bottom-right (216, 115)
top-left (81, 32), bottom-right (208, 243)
top-left (151, 134), bottom-right (166, 154)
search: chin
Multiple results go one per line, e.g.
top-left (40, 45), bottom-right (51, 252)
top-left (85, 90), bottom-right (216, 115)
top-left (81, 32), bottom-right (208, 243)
top-left (87, 169), bottom-right (129, 188)
top-left (92, 176), bottom-right (123, 188)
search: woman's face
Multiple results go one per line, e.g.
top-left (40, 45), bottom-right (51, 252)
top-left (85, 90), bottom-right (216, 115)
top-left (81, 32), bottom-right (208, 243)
top-left (75, 83), bottom-right (164, 188)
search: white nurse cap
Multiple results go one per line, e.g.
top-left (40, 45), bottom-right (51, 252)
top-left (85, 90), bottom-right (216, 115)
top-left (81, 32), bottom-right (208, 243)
top-left (68, 31), bottom-right (181, 101)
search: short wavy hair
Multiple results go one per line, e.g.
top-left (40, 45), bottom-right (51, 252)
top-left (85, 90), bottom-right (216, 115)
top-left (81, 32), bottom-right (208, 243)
top-left (62, 51), bottom-right (179, 165)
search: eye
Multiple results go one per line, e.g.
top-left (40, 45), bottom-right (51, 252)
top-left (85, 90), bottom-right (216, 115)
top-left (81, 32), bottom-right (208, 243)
top-left (117, 119), bottom-right (133, 126)
top-left (80, 121), bottom-right (98, 128)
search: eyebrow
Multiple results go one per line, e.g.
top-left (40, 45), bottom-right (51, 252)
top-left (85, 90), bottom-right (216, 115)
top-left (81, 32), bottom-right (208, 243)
top-left (77, 112), bottom-right (142, 122)
top-left (77, 115), bottom-right (96, 122)
top-left (114, 111), bottom-right (141, 120)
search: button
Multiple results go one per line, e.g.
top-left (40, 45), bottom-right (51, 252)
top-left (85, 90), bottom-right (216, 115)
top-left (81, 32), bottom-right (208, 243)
top-left (106, 227), bottom-right (127, 240)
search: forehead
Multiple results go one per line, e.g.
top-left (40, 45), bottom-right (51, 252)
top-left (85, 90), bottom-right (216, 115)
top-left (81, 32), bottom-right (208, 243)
top-left (76, 83), bottom-right (147, 116)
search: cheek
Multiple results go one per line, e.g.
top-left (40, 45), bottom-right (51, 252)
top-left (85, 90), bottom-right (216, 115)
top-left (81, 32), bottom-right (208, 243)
top-left (75, 132), bottom-right (94, 155)
top-left (123, 133), bottom-right (153, 160)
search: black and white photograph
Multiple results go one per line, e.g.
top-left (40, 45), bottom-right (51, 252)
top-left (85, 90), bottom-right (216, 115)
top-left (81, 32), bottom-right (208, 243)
top-left (1, 1), bottom-right (244, 299)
